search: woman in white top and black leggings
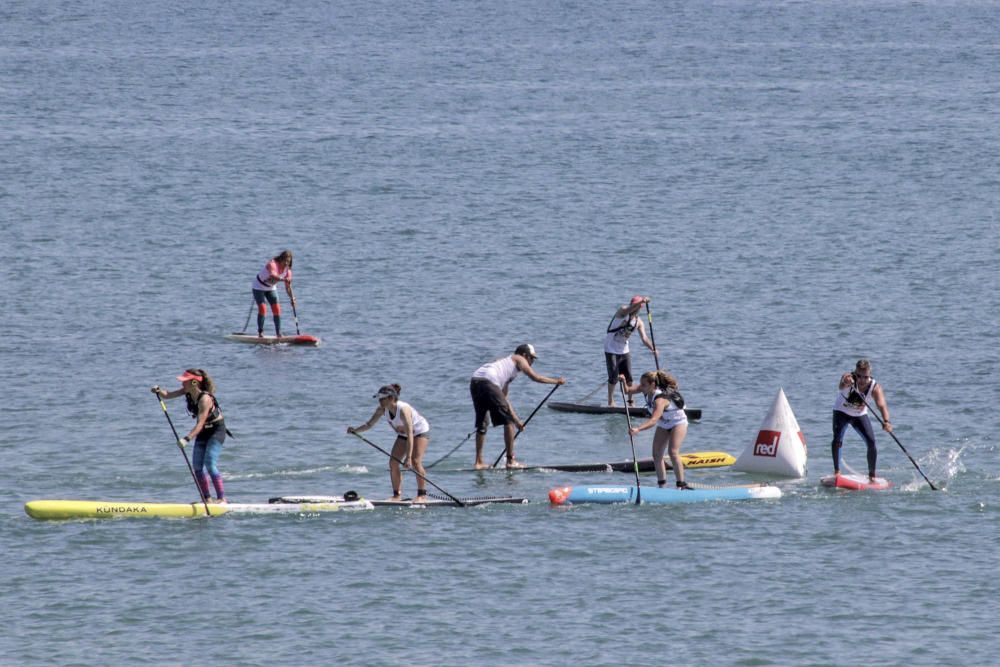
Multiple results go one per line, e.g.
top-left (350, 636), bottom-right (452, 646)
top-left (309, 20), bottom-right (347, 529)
top-left (348, 384), bottom-right (431, 502)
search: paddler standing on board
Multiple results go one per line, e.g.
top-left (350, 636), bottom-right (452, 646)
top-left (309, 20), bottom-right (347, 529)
top-left (151, 369), bottom-right (229, 503)
top-left (347, 384), bottom-right (431, 503)
top-left (832, 358), bottom-right (892, 482)
top-left (620, 370), bottom-right (690, 489)
top-left (604, 295), bottom-right (658, 406)
top-left (252, 250), bottom-right (296, 338)
top-left (471, 344), bottom-right (565, 469)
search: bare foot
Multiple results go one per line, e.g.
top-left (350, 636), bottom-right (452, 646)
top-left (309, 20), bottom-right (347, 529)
top-left (506, 459), bottom-right (526, 469)
top-left (386, 494), bottom-right (403, 502)
top-left (413, 495), bottom-right (429, 504)
top-left (473, 462), bottom-right (490, 470)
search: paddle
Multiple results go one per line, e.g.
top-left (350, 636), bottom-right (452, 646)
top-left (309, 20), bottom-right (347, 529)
top-left (645, 301), bottom-right (660, 371)
top-left (575, 380), bottom-right (607, 404)
top-left (425, 431), bottom-right (475, 469)
top-left (289, 289), bottom-right (301, 335)
top-left (619, 379), bottom-right (642, 504)
top-left (858, 391), bottom-right (937, 490)
top-left (350, 431), bottom-right (466, 507)
top-left (241, 298), bottom-right (254, 334)
top-left (151, 391), bottom-right (213, 516)
top-left (490, 384), bottom-right (561, 468)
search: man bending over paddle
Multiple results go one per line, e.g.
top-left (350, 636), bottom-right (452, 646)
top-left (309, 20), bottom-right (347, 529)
top-left (832, 358), bottom-right (893, 482)
top-left (470, 344), bottom-right (565, 469)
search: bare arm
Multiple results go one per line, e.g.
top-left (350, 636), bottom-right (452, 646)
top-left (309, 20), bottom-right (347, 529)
top-left (401, 405), bottom-right (415, 464)
top-left (514, 355), bottom-right (566, 385)
top-left (347, 406), bottom-right (384, 434)
top-left (185, 394), bottom-right (213, 441)
top-left (635, 319), bottom-right (656, 353)
top-left (618, 376), bottom-right (641, 395)
top-left (630, 396), bottom-right (667, 434)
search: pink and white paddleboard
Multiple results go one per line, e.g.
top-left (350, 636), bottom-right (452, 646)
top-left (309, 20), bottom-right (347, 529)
top-left (820, 472), bottom-right (892, 491)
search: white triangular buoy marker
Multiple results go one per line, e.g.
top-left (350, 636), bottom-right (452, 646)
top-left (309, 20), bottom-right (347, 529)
top-left (733, 388), bottom-right (807, 478)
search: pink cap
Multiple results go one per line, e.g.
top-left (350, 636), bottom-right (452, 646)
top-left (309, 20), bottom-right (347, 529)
top-left (630, 295), bottom-right (645, 305)
top-left (176, 371), bottom-right (203, 383)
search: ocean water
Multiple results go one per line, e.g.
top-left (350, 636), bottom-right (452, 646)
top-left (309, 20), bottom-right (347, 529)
top-left (3, 1), bottom-right (999, 665)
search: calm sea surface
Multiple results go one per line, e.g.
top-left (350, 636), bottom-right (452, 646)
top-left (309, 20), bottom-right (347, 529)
top-left (3, 1), bottom-right (999, 665)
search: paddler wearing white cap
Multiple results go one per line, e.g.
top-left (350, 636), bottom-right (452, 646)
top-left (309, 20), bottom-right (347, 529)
top-left (151, 369), bottom-right (229, 503)
top-left (470, 344), bottom-right (566, 469)
top-left (604, 295), bottom-right (658, 407)
top-left (348, 384), bottom-right (431, 502)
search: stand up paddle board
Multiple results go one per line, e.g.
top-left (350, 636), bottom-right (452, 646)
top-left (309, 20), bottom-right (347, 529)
top-left (225, 332), bottom-right (320, 346)
top-left (548, 484), bottom-right (781, 506)
top-left (820, 473), bottom-right (892, 491)
top-left (455, 451), bottom-right (735, 473)
top-left (25, 497), bottom-right (372, 520)
top-left (548, 402), bottom-right (702, 422)
top-left (270, 494), bottom-right (528, 508)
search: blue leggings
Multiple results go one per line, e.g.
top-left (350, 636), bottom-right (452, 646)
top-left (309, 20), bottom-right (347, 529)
top-left (192, 432), bottom-right (225, 499)
top-left (831, 411), bottom-right (877, 476)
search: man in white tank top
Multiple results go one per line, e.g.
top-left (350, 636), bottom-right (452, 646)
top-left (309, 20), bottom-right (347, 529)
top-left (831, 358), bottom-right (893, 481)
top-left (470, 343), bottom-right (565, 469)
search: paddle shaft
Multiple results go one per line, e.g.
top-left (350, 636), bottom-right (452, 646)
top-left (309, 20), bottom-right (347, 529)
top-left (289, 288), bottom-right (301, 335)
top-left (576, 380), bottom-right (607, 404)
top-left (645, 302), bottom-right (660, 371)
top-left (153, 393), bottom-right (213, 515)
top-left (858, 391), bottom-right (937, 490)
top-left (619, 380), bottom-right (642, 504)
top-left (350, 432), bottom-right (466, 506)
top-left (425, 431), bottom-right (474, 469)
top-left (490, 383), bottom-right (561, 468)
top-left (241, 298), bottom-right (254, 333)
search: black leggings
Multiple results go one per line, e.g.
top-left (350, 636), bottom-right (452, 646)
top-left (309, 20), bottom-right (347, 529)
top-left (831, 411), bottom-right (877, 475)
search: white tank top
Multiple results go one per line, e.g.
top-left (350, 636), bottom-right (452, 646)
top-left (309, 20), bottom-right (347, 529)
top-left (472, 355), bottom-right (520, 388)
top-left (833, 380), bottom-right (876, 417)
top-left (384, 400), bottom-right (430, 436)
top-left (646, 389), bottom-right (688, 430)
top-left (252, 260), bottom-right (292, 291)
top-left (604, 314), bottom-right (639, 355)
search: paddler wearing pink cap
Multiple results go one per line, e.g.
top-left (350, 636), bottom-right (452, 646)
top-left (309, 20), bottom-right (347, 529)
top-left (151, 369), bottom-right (229, 503)
top-left (604, 295), bottom-right (658, 406)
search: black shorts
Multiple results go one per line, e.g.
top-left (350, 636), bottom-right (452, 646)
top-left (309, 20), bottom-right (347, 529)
top-left (470, 378), bottom-right (512, 433)
top-left (605, 352), bottom-right (633, 385)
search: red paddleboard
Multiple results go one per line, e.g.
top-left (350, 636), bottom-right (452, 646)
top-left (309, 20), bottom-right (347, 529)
top-left (820, 473), bottom-right (891, 491)
top-left (225, 333), bottom-right (320, 347)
